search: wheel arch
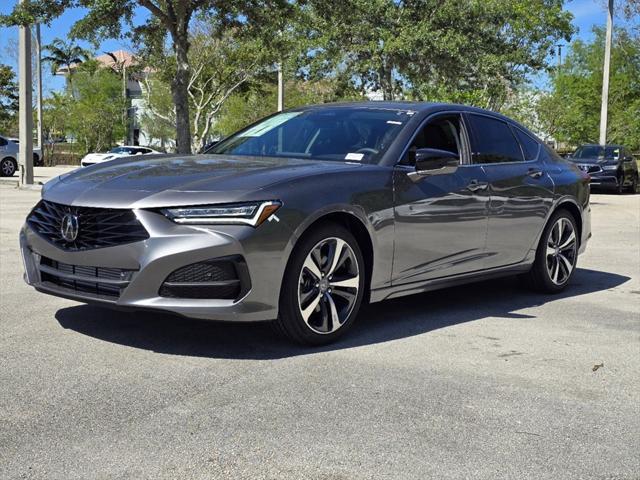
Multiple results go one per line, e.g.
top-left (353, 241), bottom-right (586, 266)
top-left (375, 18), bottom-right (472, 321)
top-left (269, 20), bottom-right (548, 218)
top-left (551, 199), bottom-right (583, 247)
top-left (285, 209), bottom-right (375, 300)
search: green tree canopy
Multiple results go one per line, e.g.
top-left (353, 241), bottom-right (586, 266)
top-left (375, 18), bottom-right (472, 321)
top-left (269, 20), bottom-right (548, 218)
top-left (0, 64), bottom-right (19, 133)
top-left (299, 0), bottom-right (573, 108)
top-left (42, 37), bottom-right (90, 78)
top-left (1, 0), bottom-right (294, 154)
top-left (65, 62), bottom-right (127, 153)
top-left (540, 27), bottom-right (640, 150)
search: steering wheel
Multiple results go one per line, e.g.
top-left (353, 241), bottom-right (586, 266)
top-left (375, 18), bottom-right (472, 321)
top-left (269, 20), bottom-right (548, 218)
top-left (355, 147), bottom-right (379, 155)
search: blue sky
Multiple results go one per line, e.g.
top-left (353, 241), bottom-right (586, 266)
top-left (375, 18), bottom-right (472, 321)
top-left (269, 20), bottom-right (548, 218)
top-left (0, 0), bottom-right (633, 95)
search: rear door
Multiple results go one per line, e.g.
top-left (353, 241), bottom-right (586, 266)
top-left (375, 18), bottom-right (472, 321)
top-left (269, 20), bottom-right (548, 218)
top-left (466, 113), bottom-right (554, 269)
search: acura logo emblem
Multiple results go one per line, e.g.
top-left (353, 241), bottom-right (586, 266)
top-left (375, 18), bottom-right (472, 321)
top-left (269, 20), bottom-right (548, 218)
top-left (60, 213), bottom-right (79, 242)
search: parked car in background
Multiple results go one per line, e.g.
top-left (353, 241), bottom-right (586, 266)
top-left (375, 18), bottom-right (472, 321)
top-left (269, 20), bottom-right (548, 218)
top-left (21, 102), bottom-right (591, 345)
top-left (0, 136), bottom-right (43, 176)
top-left (568, 144), bottom-right (638, 194)
top-left (80, 146), bottom-right (162, 167)
top-left (9, 138), bottom-right (43, 167)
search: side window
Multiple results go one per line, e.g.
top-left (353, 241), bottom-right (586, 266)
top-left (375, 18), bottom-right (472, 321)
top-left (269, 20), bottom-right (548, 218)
top-left (468, 114), bottom-right (524, 164)
top-left (404, 115), bottom-right (462, 165)
top-left (513, 127), bottom-right (540, 161)
top-left (0, 137), bottom-right (7, 147)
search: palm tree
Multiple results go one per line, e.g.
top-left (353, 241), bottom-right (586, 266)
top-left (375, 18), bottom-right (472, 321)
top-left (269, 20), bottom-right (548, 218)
top-left (43, 38), bottom-right (90, 88)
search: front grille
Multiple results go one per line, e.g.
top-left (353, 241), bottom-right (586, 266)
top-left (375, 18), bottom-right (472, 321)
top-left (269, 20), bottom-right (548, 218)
top-left (159, 257), bottom-right (250, 300)
top-left (39, 256), bottom-right (134, 298)
top-left (27, 200), bottom-right (149, 251)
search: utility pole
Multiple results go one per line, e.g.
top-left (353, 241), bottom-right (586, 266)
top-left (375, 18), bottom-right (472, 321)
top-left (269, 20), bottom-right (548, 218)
top-left (277, 63), bottom-right (284, 112)
top-left (599, 0), bottom-right (614, 146)
top-left (18, 0), bottom-right (34, 186)
top-left (35, 23), bottom-right (43, 160)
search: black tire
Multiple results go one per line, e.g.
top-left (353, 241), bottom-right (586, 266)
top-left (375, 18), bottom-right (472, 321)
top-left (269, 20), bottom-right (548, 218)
top-left (521, 209), bottom-right (579, 293)
top-left (0, 157), bottom-right (17, 177)
top-left (616, 172), bottom-right (625, 194)
top-left (626, 173), bottom-right (638, 194)
top-left (33, 153), bottom-right (43, 167)
top-left (274, 222), bottom-right (366, 345)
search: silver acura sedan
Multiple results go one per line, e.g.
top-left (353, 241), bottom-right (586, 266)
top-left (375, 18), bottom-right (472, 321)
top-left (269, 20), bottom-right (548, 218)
top-left (21, 102), bottom-right (591, 345)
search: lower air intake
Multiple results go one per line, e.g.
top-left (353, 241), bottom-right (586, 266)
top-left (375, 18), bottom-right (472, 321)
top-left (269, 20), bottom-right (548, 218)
top-left (159, 256), bottom-right (250, 300)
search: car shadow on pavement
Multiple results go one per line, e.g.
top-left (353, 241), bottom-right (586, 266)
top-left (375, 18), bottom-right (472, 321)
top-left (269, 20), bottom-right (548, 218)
top-left (55, 268), bottom-right (630, 360)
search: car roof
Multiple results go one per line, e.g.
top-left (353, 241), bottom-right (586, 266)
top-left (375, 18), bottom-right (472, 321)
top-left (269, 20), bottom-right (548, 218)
top-left (291, 101), bottom-right (519, 123)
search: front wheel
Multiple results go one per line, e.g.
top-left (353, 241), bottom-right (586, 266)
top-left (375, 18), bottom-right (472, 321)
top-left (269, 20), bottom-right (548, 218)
top-left (0, 158), bottom-right (17, 177)
top-left (274, 223), bottom-right (365, 345)
top-left (616, 173), bottom-right (625, 194)
top-left (521, 210), bottom-right (578, 293)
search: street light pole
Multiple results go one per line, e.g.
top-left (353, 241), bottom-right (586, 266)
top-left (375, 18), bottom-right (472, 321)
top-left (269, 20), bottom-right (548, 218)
top-left (35, 23), bottom-right (43, 158)
top-left (18, 0), bottom-right (34, 186)
top-left (599, 0), bottom-right (614, 146)
top-left (277, 62), bottom-right (284, 112)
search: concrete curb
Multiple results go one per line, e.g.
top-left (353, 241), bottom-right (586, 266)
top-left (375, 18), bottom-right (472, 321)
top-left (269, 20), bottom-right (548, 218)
top-left (0, 178), bottom-right (44, 190)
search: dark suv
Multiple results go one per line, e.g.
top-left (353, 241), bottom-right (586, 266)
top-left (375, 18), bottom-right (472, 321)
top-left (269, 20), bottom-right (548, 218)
top-left (569, 144), bottom-right (638, 194)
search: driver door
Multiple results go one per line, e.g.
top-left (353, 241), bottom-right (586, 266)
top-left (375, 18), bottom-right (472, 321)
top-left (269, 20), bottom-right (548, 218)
top-left (392, 113), bottom-right (490, 285)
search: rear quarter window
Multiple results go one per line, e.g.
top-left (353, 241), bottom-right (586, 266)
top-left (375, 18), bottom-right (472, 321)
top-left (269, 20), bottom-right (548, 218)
top-left (513, 127), bottom-right (540, 161)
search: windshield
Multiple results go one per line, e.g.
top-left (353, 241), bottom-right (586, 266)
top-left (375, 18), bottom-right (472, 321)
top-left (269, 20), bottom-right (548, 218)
top-left (209, 107), bottom-right (412, 164)
top-left (109, 147), bottom-right (138, 154)
top-left (573, 145), bottom-right (620, 160)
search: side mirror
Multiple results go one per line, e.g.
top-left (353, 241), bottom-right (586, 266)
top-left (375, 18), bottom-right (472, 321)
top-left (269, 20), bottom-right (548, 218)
top-left (412, 148), bottom-right (459, 176)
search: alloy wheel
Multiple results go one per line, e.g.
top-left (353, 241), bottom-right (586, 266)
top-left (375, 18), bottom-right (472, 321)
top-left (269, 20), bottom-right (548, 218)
top-left (297, 237), bottom-right (360, 334)
top-left (1, 159), bottom-right (16, 176)
top-left (545, 217), bottom-right (577, 285)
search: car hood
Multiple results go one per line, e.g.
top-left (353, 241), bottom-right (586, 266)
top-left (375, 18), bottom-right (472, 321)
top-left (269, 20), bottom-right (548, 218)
top-left (43, 154), bottom-right (369, 208)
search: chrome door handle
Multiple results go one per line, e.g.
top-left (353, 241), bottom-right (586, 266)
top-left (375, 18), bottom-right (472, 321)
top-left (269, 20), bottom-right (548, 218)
top-left (467, 179), bottom-right (488, 192)
top-left (528, 168), bottom-right (544, 179)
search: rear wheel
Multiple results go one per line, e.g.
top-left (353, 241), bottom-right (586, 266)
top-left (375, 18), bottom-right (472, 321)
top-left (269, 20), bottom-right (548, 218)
top-left (0, 157), bottom-right (17, 177)
top-left (626, 173), bottom-right (638, 194)
top-left (522, 210), bottom-right (578, 293)
top-left (274, 223), bottom-right (365, 345)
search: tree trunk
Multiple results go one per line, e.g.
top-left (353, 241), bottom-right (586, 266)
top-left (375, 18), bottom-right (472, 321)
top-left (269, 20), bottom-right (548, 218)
top-left (172, 34), bottom-right (192, 154)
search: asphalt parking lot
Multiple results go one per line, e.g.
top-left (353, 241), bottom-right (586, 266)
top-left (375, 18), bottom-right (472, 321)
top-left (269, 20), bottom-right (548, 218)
top-left (1, 183), bottom-right (638, 480)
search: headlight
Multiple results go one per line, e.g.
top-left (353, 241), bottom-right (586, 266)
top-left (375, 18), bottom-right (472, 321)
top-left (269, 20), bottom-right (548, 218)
top-left (161, 201), bottom-right (282, 227)
top-left (601, 164), bottom-right (618, 171)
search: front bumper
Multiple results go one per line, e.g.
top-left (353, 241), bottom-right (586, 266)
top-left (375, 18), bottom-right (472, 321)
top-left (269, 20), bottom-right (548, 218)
top-left (587, 171), bottom-right (619, 189)
top-left (20, 209), bottom-right (291, 322)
